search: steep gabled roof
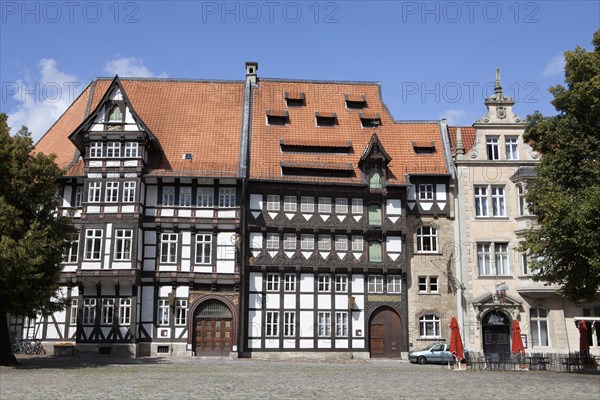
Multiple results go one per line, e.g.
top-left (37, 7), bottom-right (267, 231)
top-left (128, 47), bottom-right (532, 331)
top-left (249, 79), bottom-right (448, 184)
top-left (34, 78), bottom-right (246, 178)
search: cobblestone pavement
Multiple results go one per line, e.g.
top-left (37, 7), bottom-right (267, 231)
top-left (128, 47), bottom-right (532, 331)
top-left (1, 355), bottom-right (599, 400)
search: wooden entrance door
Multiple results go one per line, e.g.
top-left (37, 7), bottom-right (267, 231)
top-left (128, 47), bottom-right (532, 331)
top-left (194, 300), bottom-right (233, 355)
top-left (482, 310), bottom-right (510, 356)
top-left (369, 307), bottom-right (403, 358)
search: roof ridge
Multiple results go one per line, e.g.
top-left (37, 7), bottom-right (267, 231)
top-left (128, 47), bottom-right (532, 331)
top-left (260, 77), bottom-right (381, 85)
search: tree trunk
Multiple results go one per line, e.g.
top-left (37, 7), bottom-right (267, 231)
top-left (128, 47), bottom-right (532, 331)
top-left (0, 310), bottom-right (17, 366)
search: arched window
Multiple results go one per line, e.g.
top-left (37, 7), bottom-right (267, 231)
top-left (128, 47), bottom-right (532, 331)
top-left (419, 314), bottom-right (441, 338)
top-left (368, 167), bottom-right (383, 189)
top-left (416, 226), bottom-right (438, 253)
top-left (530, 308), bottom-right (549, 347)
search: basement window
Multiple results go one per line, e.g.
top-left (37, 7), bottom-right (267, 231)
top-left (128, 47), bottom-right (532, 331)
top-left (157, 346), bottom-right (170, 354)
top-left (316, 112), bottom-right (338, 127)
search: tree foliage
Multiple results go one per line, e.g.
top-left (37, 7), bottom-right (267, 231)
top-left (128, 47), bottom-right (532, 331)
top-left (522, 30), bottom-right (600, 302)
top-left (0, 113), bottom-right (74, 365)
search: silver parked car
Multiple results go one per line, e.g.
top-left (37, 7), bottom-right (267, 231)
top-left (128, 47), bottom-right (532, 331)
top-left (408, 343), bottom-right (455, 365)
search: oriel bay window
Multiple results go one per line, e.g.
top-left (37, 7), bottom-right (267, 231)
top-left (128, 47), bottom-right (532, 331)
top-left (106, 142), bottom-right (121, 158)
top-left (114, 229), bottom-right (133, 261)
top-left (124, 142), bottom-right (138, 158)
top-left (105, 182), bottom-right (119, 202)
top-left (160, 233), bottom-right (178, 263)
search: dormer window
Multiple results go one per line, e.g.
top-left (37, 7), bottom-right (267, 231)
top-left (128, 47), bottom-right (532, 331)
top-left (412, 141), bottom-right (436, 154)
top-left (105, 104), bottom-right (124, 131)
top-left (316, 112), bottom-right (337, 127)
top-left (368, 167), bottom-right (383, 189)
top-left (266, 109), bottom-right (289, 126)
top-left (359, 112), bottom-right (381, 128)
top-left (345, 94), bottom-right (367, 109)
top-left (285, 91), bottom-right (305, 107)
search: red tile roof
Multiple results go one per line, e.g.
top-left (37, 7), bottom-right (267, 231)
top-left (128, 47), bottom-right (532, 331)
top-left (448, 126), bottom-right (476, 156)
top-left (35, 79), bottom-right (245, 178)
top-left (250, 80), bottom-right (448, 184)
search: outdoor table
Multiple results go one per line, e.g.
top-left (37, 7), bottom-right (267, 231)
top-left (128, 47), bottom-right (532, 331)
top-left (528, 356), bottom-right (551, 371)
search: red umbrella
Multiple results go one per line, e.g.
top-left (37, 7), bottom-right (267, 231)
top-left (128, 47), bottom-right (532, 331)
top-left (579, 320), bottom-right (590, 357)
top-left (449, 316), bottom-right (465, 361)
top-left (511, 319), bottom-right (525, 356)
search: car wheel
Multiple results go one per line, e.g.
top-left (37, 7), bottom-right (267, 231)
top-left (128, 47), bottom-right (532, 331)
top-left (417, 356), bottom-right (427, 365)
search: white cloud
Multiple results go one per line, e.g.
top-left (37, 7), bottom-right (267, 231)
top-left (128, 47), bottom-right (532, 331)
top-left (7, 59), bottom-right (82, 142)
top-left (103, 57), bottom-right (168, 78)
top-left (441, 109), bottom-right (467, 126)
top-left (542, 54), bottom-right (565, 77)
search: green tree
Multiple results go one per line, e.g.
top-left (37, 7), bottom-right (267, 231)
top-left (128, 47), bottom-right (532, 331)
top-left (0, 113), bottom-right (74, 365)
top-left (522, 30), bottom-right (600, 302)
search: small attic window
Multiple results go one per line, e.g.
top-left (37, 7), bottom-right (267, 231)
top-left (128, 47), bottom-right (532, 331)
top-left (359, 112), bottom-right (381, 128)
top-left (266, 109), bottom-right (289, 126)
top-left (285, 91), bottom-right (305, 107)
top-left (316, 112), bottom-right (338, 127)
top-left (108, 106), bottom-right (123, 122)
top-left (182, 153), bottom-right (193, 160)
top-left (412, 141), bottom-right (436, 154)
top-left (345, 94), bottom-right (367, 109)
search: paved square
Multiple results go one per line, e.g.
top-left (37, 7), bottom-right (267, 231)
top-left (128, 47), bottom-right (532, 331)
top-left (1, 356), bottom-right (599, 399)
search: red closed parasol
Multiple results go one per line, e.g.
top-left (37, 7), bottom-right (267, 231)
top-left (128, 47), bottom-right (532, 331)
top-left (449, 316), bottom-right (465, 361)
top-left (511, 319), bottom-right (525, 356)
top-left (579, 320), bottom-right (590, 358)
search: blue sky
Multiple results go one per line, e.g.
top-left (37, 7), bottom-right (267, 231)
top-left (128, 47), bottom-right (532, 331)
top-left (1, 0), bottom-right (598, 142)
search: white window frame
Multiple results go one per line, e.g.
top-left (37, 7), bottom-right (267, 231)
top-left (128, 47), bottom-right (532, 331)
top-left (505, 136), bottom-right (518, 160)
top-left (283, 195), bottom-right (297, 212)
top-left (124, 142), bottom-right (138, 158)
top-left (119, 298), bottom-right (131, 325)
top-left (284, 311), bottom-right (295, 337)
top-left (335, 275), bottom-right (348, 293)
top-left (368, 275), bottom-right (384, 293)
top-left (491, 186), bottom-right (506, 217)
top-left (318, 275), bottom-right (331, 292)
top-left (82, 298), bottom-right (96, 325)
top-left (219, 187), bottom-right (236, 208)
top-left (351, 198), bottom-right (363, 214)
top-left (162, 186), bottom-right (175, 207)
top-left (84, 229), bottom-right (103, 260)
top-left (175, 299), bottom-right (188, 326)
top-left (266, 311), bottom-right (279, 337)
top-left (195, 233), bottom-right (212, 264)
top-left (266, 273), bottom-right (280, 292)
top-left (74, 186), bottom-right (83, 207)
top-left (284, 274), bottom-right (296, 292)
top-left (486, 136), bottom-right (500, 160)
top-left (158, 299), bottom-right (170, 325)
top-left (419, 314), bottom-right (441, 338)
top-left (160, 233), bottom-right (178, 264)
top-left (70, 299), bottom-right (78, 325)
top-left (106, 142), bottom-right (121, 158)
top-left (101, 298), bottom-right (114, 325)
top-left (418, 184), bottom-right (434, 200)
top-left (495, 243), bottom-right (510, 275)
top-left (179, 187), bottom-right (192, 207)
top-left (266, 233), bottom-right (279, 250)
top-left (416, 226), bottom-right (438, 253)
top-left (352, 235), bottom-right (364, 252)
top-left (335, 311), bottom-right (348, 337)
top-left (114, 229), bottom-right (133, 261)
top-left (335, 235), bottom-right (348, 251)
top-left (89, 142), bottom-right (103, 158)
top-left (105, 182), bottom-right (119, 203)
top-left (477, 243), bottom-right (492, 276)
top-left (530, 308), bottom-right (549, 347)
top-left (283, 234), bottom-right (296, 250)
top-left (387, 275), bottom-right (402, 293)
top-left (88, 181), bottom-right (102, 203)
top-left (266, 195), bottom-right (280, 211)
top-left (418, 276), bottom-right (438, 293)
top-left (318, 311), bottom-right (331, 337)
top-left (478, 242), bottom-right (510, 276)
top-left (318, 197), bottom-right (332, 213)
top-left (517, 184), bottom-right (530, 216)
top-left (335, 198), bottom-right (348, 214)
top-left (300, 234), bottom-right (314, 250)
top-left (197, 188), bottom-right (214, 208)
top-left (123, 181), bottom-right (136, 202)
top-left (300, 196), bottom-right (314, 213)
top-left (474, 186), bottom-right (488, 217)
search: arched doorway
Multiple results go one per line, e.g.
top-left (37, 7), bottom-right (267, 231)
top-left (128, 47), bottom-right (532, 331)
top-left (369, 307), bottom-right (403, 358)
top-left (193, 300), bottom-right (234, 355)
top-left (482, 310), bottom-right (510, 355)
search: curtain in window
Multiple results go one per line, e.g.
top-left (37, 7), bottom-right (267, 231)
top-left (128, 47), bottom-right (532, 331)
top-left (368, 168), bottom-right (382, 189)
top-left (368, 205), bottom-right (382, 225)
top-left (368, 242), bottom-right (382, 262)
